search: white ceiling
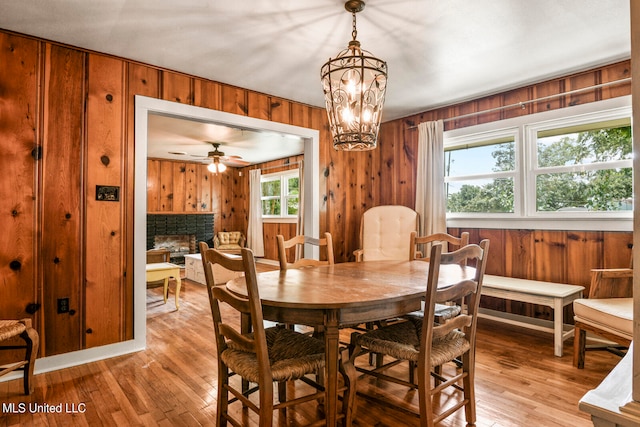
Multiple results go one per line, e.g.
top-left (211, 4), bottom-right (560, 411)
top-left (1, 0), bottom-right (631, 163)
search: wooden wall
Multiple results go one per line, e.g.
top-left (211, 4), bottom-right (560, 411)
top-left (0, 29), bottom-right (323, 358)
top-left (0, 25), bottom-right (633, 360)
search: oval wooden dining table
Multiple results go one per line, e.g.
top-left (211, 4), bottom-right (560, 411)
top-left (226, 260), bottom-right (477, 426)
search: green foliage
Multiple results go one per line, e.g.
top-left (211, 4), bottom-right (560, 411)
top-left (447, 126), bottom-right (632, 213)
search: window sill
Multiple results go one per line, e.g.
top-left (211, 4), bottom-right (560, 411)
top-left (262, 217), bottom-right (298, 224)
top-left (447, 216), bottom-right (632, 232)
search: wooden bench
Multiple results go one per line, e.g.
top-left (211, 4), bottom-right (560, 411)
top-left (480, 274), bottom-right (585, 357)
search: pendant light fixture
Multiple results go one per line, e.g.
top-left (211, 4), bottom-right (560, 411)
top-left (321, 0), bottom-right (388, 151)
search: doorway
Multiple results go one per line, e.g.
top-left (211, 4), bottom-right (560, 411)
top-left (134, 95), bottom-right (320, 347)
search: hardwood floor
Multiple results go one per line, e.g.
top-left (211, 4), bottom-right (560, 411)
top-left (0, 271), bottom-right (619, 426)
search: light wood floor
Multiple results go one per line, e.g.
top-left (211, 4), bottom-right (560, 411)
top-left (0, 270), bottom-right (620, 426)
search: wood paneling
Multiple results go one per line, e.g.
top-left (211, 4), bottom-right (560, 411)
top-left (84, 54), bottom-right (126, 347)
top-left (456, 228), bottom-right (632, 321)
top-left (0, 33), bottom-right (40, 364)
top-left (0, 33), bottom-right (39, 324)
top-left (161, 71), bottom-right (193, 105)
top-left (124, 63), bottom-right (160, 340)
top-left (41, 44), bottom-right (85, 356)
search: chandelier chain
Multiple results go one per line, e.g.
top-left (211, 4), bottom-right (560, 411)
top-left (351, 11), bottom-right (357, 41)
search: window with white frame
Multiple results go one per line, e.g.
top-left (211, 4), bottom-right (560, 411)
top-left (444, 97), bottom-right (632, 229)
top-left (261, 170), bottom-right (300, 219)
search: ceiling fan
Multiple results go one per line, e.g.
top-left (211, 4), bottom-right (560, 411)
top-left (193, 142), bottom-right (250, 172)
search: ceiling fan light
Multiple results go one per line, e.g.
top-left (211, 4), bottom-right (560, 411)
top-left (320, 0), bottom-right (388, 151)
top-left (207, 158), bottom-right (227, 174)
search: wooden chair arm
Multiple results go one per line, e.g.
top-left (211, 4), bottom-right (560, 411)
top-left (589, 268), bottom-right (633, 299)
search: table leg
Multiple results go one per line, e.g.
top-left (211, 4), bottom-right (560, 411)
top-left (553, 298), bottom-right (562, 357)
top-left (324, 310), bottom-right (339, 426)
top-left (163, 277), bottom-right (169, 304)
top-left (174, 274), bottom-right (181, 310)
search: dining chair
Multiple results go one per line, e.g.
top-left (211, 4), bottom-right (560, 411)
top-left (408, 231), bottom-right (472, 320)
top-left (410, 231), bottom-right (470, 264)
top-left (277, 232), bottom-right (334, 335)
top-left (0, 318), bottom-right (39, 395)
top-left (276, 232), bottom-right (334, 270)
top-left (350, 240), bottom-right (490, 426)
top-left (353, 205), bottom-right (418, 262)
top-left (573, 259), bottom-right (633, 368)
top-left (199, 243), bottom-right (356, 426)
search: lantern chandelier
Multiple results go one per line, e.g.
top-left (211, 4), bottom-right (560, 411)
top-left (321, 0), bottom-right (388, 151)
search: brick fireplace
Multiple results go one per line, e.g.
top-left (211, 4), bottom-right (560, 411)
top-left (147, 214), bottom-right (214, 265)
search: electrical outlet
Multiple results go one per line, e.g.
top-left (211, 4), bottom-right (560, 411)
top-left (57, 298), bottom-right (69, 314)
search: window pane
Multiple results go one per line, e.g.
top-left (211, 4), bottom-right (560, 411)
top-left (286, 196), bottom-right (299, 216)
top-left (287, 177), bottom-right (299, 196)
top-left (261, 180), bottom-right (281, 197)
top-left (445, 140), bottom-right (515, 177)
top-left (537, 124), bottom-right (631, 168)
top-left (446, 178), bottom-right (514, 213)
top-left (536, 168), bottom-right (632, 212)
top-left (262, 199), bottom-right (281, 216)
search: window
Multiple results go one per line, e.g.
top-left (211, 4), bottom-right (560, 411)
top-left (261, 170), bottom-right (299, 219)
top-left (529, 118), bottom-right (632, 213)
top-left (445, 132), bottom-right (518, 214)
top-left (443, 97), bottom-right (632, 231)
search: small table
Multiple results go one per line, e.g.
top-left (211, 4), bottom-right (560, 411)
top-left (227, 260), bottom-right (476, 426)
top-left (146, 262), bottom-right (182, 309)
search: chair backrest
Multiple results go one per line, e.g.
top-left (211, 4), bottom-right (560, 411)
top-left (355, 205), bottom-right (418, 261)
top-left (589, 268), bottom-right (633, 298)
top-left (419, 239), bottom-right (490, 364)
top-left (276, 233), bottom-right (335, 270)
top-left (199, 243), bottom-right (271, 380)
top-left (146, 248), bottom-right (170, 263)
top-left (410, 231), bottom-right (470, 265)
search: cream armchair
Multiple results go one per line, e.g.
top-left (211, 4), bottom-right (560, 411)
top-left (353, 205), bottom-right (418, 262)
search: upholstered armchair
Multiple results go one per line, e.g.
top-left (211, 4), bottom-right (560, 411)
top-left (573, 264), bottom-right (633, 368)
top-left (353, 205), bottom-right (418, 262)
top-left (213, 231), bottom-right (246, 254)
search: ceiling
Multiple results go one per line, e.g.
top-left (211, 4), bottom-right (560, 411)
top-left (1, 0), bottom-right (631, 164)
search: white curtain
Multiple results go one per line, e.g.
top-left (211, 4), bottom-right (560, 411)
top-left (247, 169), bottom-right (265, 257)
top-left (415, 120), bottom-right (446, 237)
top-left (296, 162), bottom-right (305, 260)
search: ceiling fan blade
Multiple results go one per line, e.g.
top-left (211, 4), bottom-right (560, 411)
top-left (222, 158), bottom-right (250, 167)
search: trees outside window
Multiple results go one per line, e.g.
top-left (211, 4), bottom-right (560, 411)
top-left (444, 102), bottom-right (632, 221)
top-left (261, 171), bottom-right (299, 218)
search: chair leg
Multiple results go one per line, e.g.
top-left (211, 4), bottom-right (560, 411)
top-left (573, 326), bottom-right (586, 369)
top-left (217, 364), bottom-right (229, 427)
top-left (462, 352), bottom-right (476, 425)
top-left (417, 362), bottom-right (435, 427)
top-left (21, 327), bottom-right (39, 395)
top-left (339, 348), bottom-right (357, 424)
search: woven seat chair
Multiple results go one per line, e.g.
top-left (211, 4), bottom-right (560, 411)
top-left (350, 240), bottom-right (490, 426)
top-left (408, 231), bottom-right (471, 319)
top-left (0, 319), bottom-right (39, 395)
top-left (276, 232), bottom-right (334, 270)
top-left (276, 233), bottom-right (334, 335)
top-left (199, 243), bottom-right (355, 426)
